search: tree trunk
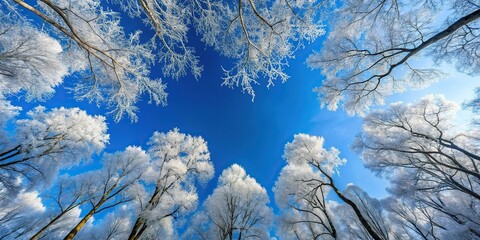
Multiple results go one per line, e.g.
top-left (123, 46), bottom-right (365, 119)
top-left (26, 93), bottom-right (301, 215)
top-left (330, 184), bottom-right (383, 240)
top-left (393, 8), bottom-right (480, 68)
top-left (128, 185), bottom-right (163, 240)
top-left (128, 219), bottom-right (147, 240)
top-left (30, 210), bottom-right (69, 240)
top-left (63, 199), bottom-right (104, 240)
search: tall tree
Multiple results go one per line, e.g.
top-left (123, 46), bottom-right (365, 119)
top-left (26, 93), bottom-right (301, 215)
top-left (274, 163), bottom-right (338, 240)
top-left (0, 104), bottom-right (108, 192)
top-left (308, 0), bottom-right (480, 115)
top-left (332, 185), bottom-right (399, 240)
top-left (128, 129), bottom-right (214, 240)
top-left (29, 174), bottom-right (96, 240)
top-left (355, 94), bottom-right (480, 238)
top-left (64, 146), bottom-right (149, 240)
top-left (76, 208), bottom-right (133, 240)
top-left (187, 164), bottom-right (273, 240)
top-left (274, 133), bottom-right (384, 240)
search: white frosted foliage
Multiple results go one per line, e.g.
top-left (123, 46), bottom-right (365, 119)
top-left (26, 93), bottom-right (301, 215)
top-left (0, 15), bottom-right (67, 101)
top-left (308, 0), bottom-right (480, 115)
top-left (188, 164), bottom-right (273, 240)
top-left (0, 104), bottom-right (109, 190)
top-left (128, 128), bottom-right (214, 239)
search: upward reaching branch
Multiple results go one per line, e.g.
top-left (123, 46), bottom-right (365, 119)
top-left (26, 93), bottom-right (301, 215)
top-left (10, 0), bottom-right (167, 121)
top-left (309, 0), bottom-right (480, 115)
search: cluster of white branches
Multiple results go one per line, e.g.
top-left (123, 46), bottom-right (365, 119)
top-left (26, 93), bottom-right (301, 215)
top-left (1, 0), bottom-right (326, 121)
top-left (308, 0), bottom-right (480, 115)
top-left (1, 0), bottom-right (480, 239)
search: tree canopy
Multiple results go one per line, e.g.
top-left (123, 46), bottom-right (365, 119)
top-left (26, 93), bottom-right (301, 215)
top-left (2, 0), bottom-right (325, 121)
top-left (308, 0), bottom-right (480, 115)
top-left (1, 0), bottom-right (479, 239)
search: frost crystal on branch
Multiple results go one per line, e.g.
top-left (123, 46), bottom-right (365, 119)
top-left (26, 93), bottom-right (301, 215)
top-left (2, 0), bottom-right (326, 121)
top-left (187, 164), bottom-right (273, 240)
top-left (128, 128), bottom-right (214, 239)
top-left (0, 104), bottom-right (108, 191)
top-left (355, 94), bottom-right (480, 238)
top-left (308, 0), bottom-right (480, 115)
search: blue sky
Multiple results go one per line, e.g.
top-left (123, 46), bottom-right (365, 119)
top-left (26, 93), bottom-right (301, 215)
top-left (11, 13), bottom-right (479, 216)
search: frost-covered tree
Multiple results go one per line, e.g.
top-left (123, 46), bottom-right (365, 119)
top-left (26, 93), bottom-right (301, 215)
top-left (0, 190), bottom-right (45, 239)
top-left (3, 0), bottom-right (326, 120)
top-left (128, 129), bottom-right (214, 240)
top-left (332, 185), bottom-right (401, 240)
top-left (0, 13), bottom-right (67, 101)
top-left (63, 146), bottom-right (149, 240)
top-left (77, 207), bottom-right (133, 240)
top-left (0, 127), bottom-right (214, 239)
top-left (29, 174), bottom-right (96, 239)
top-left (187, 164), bottom-right (273, 240)
top-left (274, 133), bottom-right (384, 240)
top-left (383, 197), bottom-right (442, 239)
top-left (110, 0), bottom-right (204, 80)
top-left (274, 163), bottom-right (338, 240)
top-left (0, 104), bottom-right (108, 192)
top-left (3, 0), bottom-right (167, 121)
top-left (0, 146), bottom-right (149, 240)
top-left (107, 0), bottom-right (326, 98)
top-left (355, 94), bottom-right (480, 238)
top-left (194, 0), bottom-right (326, 98)
top-left (308, 0), bottom-right (480, 115)
top-left (30, 169), bottom-right (139, 240)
